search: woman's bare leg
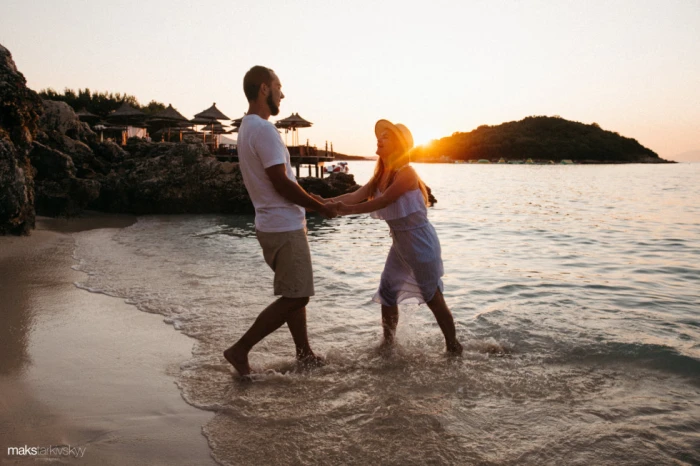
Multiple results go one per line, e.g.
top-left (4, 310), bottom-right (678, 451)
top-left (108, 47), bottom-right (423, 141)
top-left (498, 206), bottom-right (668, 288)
top-left (426, 289), bottom-right (463, 354)
top-left (381, 304), bottom-right (399, 347)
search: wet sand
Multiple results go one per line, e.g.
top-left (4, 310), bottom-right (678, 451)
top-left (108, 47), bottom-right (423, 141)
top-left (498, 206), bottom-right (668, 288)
top-left (0, 214), bottom-right (215, 465)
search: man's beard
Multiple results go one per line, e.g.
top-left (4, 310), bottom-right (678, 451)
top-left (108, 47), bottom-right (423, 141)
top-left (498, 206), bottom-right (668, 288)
top-left (267, 93), bottom-right (279, 116)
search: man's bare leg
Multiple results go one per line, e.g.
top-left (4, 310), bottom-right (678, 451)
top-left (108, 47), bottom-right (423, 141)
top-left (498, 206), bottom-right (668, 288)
top-left (224, 296), bottom-right (310, 377)
top-left (426, 289), bottom-right (463, 354)
top-left (380, 304), bottom-right (399, 348)
top-left (286, 306), bottom-right (323, 367)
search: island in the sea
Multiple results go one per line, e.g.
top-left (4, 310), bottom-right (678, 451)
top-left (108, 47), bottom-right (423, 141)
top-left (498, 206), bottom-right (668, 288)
top-left (410, 116), bottom-right (671, 164)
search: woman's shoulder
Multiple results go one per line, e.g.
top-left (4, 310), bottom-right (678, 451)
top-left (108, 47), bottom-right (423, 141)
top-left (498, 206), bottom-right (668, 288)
top-left (395, 165), bottom-right (420, 187)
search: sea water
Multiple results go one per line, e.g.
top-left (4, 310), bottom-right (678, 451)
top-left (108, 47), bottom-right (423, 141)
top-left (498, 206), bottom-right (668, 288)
top-left (73, 162), bottom-right (700, 465)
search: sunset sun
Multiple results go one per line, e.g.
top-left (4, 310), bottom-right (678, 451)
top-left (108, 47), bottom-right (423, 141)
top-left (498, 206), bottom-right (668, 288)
top-left (410, 128), bottom-right (440, 148)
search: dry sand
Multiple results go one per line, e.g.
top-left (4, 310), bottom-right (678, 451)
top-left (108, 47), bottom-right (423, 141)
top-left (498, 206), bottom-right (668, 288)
top-left (0, 214), bottom-right (216, 465)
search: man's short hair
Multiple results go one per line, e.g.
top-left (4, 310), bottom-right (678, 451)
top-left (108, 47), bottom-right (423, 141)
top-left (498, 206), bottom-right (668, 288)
top-left (243, 66), bottom-right (274, 103)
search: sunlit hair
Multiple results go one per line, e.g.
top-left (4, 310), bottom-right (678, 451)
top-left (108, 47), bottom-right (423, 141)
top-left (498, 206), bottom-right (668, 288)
top-left (366, 130), bottom-right (430, 205)
top-left (243, 66), bottom-right (274, 103)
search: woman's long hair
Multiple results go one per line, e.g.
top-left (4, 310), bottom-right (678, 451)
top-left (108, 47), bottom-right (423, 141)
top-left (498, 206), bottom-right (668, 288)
top-left (366, 132), bottom-right (429, 205)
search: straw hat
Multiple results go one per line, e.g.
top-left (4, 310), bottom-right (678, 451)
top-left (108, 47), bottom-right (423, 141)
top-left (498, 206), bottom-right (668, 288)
top-left (375, 119), bottom-right (414, 153)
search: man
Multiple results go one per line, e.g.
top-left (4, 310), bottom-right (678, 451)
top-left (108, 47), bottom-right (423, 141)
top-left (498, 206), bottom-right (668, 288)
top-left (224, 66), bottom-right (339, 377)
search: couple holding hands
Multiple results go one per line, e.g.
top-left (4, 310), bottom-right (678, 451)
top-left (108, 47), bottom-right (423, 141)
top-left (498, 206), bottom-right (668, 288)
top-left (224, 66), bottom-right (463, 378)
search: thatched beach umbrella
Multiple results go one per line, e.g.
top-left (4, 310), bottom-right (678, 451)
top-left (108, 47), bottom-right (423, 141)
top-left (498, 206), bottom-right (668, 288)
top-left (275, 112), bottom-right (312, 146)
top-left (106, 103), bottom-right (147, 144)
top-left (195, 102), bottom-right (230, 121)
top-left (194, 103), bottom-right (230, 145)
top-left (200, 122), bottom-right (230, 133)
top-left (148, 104), bottom-right (190, 141)
top-left (150, 103), bottom-right (188, 122)
top-left (106, 102), bottom-right (146, 124)
top-left (230, 114), bottom-right (246, 128)
top-left (200, 121), bottom-right (233, 146)
top-left (190, 117), bottom-right (214, 125)
top-left (76, 108), bottom-right (100, 124)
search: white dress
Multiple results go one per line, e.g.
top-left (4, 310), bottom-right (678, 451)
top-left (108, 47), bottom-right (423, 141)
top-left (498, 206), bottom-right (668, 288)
top-left (371, 188), bottom-right (444, 306)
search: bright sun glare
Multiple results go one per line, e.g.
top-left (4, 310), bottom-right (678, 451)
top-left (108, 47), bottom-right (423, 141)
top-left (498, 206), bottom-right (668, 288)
top-left (410, 128), bottom-right (440, 148)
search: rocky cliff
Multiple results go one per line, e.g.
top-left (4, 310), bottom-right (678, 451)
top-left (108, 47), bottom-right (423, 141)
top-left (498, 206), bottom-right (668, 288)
top-left (0, 44), bottom-right (41, 235)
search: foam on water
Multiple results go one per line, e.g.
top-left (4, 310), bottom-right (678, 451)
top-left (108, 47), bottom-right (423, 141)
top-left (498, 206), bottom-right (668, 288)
top-left (72, 163), bottom-right (700, 465)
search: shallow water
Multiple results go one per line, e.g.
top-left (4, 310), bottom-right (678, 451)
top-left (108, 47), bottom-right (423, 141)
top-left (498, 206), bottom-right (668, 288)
top-left (73, 162), bottom-right (700, 465)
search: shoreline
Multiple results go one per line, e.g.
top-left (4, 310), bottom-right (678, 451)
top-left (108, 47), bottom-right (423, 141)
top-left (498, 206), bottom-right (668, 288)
top-left (0, 214), bottom-right (216, 465)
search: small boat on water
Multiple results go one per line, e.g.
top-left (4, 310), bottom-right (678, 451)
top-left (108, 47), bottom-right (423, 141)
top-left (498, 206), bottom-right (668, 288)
top-left (324, 161), bottom-right (349, 174)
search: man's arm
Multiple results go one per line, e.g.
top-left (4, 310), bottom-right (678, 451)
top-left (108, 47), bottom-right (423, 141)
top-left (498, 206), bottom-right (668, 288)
top-left (265, 164), bottom-right (338, 218)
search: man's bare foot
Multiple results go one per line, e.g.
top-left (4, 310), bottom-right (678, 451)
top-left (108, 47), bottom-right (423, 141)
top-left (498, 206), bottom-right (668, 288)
top-left (447, 341), bottom-right (463, 355)
top-left (224, 343), bottom-right (251, 378)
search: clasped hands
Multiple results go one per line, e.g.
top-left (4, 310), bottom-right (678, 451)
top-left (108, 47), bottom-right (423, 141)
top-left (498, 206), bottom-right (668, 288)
top-left (311, 193), bottom-right (351, 219)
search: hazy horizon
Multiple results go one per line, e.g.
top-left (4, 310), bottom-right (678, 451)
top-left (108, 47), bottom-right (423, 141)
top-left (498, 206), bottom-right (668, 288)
top-left (1, 0), bottom-right (698, 161)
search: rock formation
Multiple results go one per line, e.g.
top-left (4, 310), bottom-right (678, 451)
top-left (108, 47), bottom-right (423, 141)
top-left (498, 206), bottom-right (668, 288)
top-left (0, 44), bottom-right (41, 235)
top-left (31, 100), bottom-right (102, 216)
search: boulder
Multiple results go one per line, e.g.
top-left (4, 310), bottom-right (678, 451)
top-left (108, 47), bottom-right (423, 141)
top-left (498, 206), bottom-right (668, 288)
top-left (298, 172), bottom-right (360, 199)
top-left (91, 140), bottom-right (127, 164)
top-left (37, 100), bottom-right (94, 143)
top-left (0, 44), bottom-right (41, 235)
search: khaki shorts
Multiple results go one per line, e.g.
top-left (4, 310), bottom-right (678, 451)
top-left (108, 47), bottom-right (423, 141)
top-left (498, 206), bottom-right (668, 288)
top-left (256, 228), bottom-right (314, 298)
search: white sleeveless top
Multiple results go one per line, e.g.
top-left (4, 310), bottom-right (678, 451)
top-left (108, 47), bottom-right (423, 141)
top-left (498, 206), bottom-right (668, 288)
top-left (370, 188), bottom-right (427, 221)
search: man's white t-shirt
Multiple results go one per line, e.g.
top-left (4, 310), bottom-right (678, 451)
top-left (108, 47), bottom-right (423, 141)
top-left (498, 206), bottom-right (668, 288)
top-left (237, 114), bottom-right (305, 232)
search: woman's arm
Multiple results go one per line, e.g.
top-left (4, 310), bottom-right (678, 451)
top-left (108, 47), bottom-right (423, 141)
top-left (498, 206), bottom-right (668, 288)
top-left (329, 182), bottom-right (372, 204)
top-left (310, 181), bottom-right (372, 205)
top-left (341, 167), bottom-right (419, 215)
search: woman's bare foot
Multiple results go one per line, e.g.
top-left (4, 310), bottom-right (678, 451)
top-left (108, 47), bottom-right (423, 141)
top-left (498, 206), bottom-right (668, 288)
top-left (447, 341), bottom-right (463, 355)
top-left (377, 338), bottom-right (397, 357)
top-left (379, 336), bottom-right (396, 350)
top-left (224, 343), bottom-right (251, 378)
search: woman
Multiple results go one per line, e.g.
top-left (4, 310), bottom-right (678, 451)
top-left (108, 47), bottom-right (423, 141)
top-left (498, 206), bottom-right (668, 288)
top-left (317, 120), bottom-right (463, 354)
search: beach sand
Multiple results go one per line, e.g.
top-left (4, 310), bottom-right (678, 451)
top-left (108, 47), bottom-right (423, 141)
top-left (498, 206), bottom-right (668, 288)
top-left (0, 214), bottom-right (216, 465)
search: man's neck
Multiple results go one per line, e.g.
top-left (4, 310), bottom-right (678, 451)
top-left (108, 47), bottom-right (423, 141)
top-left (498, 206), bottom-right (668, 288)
top-left (247, 101), bottom-right (271, 120)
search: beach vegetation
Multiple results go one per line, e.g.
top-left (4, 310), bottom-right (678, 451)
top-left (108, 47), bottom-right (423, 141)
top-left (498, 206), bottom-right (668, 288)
top-left (38, 88), bottom-right (166, 118)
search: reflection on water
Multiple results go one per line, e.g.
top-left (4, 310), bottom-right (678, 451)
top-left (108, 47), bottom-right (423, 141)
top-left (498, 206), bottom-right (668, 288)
top-left (73, 162), bottom-right (700, 465)
top-left (0, 235), bottom-right (77, 375)
top-left (0, 247), bottom-right (34, 375)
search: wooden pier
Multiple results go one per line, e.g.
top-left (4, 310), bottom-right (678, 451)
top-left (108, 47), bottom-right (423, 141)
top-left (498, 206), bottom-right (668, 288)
top-left (214, 144), bottom-right (335, 178)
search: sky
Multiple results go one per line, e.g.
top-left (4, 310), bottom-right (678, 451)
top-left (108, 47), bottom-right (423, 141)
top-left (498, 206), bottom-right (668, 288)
top-left (1, 0), bottom-right (699, 161)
